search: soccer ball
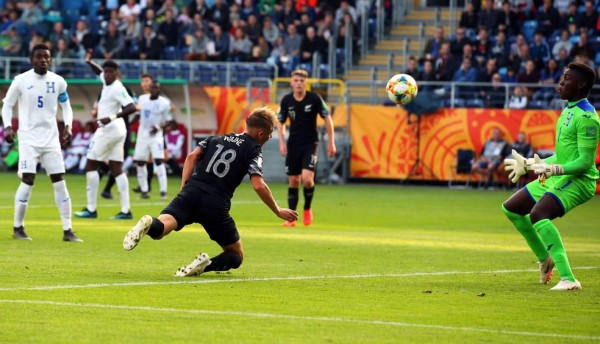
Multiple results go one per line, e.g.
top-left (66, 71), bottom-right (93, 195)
top-left (386, 73), bottom-right (418, 105)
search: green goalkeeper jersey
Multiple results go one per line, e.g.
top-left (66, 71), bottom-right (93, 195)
top-left (552, 98), bottom-right (600, 180)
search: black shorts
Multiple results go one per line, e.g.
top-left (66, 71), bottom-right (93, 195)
top-left (286, 143), bottom-right (318, 175)
top-left (160, 184), bottom-right (240, 247)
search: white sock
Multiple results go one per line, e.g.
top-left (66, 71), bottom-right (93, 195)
top-left (156, 163), bottom-right (167, 193)
top-left (136, 165), bottom-right (149, 193)
top-left (115, 173), bottom-right (130, 214)
top-left (14, 182), bottom-right (33, 228)
top-left (53, 180), bottom-right (72, 231)
top-left (86, 171), bottom-right (99, 212)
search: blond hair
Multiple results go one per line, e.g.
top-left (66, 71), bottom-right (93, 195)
top-left (291, 69), bottom-right (309, 78)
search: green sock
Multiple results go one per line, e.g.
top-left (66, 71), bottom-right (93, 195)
top-left (501, 205), bottom-right (548, 262)
top-left (534, 219), bottom-right (575, 282)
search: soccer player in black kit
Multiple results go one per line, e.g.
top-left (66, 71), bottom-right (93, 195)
top-left (277, 69), bottom-right (336, 227)
top-left (123, 107), bottom-right (298, 276)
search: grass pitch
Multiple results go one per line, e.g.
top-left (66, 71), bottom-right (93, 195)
top-left (0, 173), bottom-right (599, 343)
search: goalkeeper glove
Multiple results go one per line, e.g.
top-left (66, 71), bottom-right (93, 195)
top-left (504, 149), bottom-right (535, 183)
top-left (531, 154), bottom-right (563, 186)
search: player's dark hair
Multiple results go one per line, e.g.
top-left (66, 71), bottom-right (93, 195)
top-left (141, 73), bottom-right (154, 80)
top-left (102, 60), bottom-right (119, 70)
top-left (247, 107), bottom-right (276, 132)
top-left (30, 44), bottom-right (50, 58)
top-left (567, 62), bottom-right (596, 94)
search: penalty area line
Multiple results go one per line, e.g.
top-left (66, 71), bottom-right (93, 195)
top-left (0, 299), bottom-right (598, 341)
top-left (0, 266), bottom-right (598, 292)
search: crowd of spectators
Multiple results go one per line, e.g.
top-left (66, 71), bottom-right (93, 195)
top-left (405, 0), bottom-right (600, 109)
top-left (0, 0), bottom-right (380, 76)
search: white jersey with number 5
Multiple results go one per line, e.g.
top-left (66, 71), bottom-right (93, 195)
top-left (137, 94), bottom-right (172, 137)
top-left (97, 72), bottom-right (134, 137)
top-left (1, 69), bottom-right (68, 148)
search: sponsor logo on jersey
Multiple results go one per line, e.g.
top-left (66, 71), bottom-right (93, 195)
top-left (304, 104), bottom-right (312, 112)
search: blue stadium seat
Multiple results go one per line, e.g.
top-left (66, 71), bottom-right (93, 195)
top-left (216, 65), bottom-right (228, 85)
top-left (254, 64), bottom-right (275, 79)
top-left (162, 46), bottom-right (179, 61)
top-left (234, 65), bottom-right (253, 86)
top-left (522, 20), bottom-right (538, 42)
top-left (194, 64), bottom-right (216, 84)
top-left (528, 100), bottom-right (548, 109)
top-left (595, 52), bottom-right (600, 65)
top-left (465, 98), bottom-right (484, 108)
top-left (145, 62), bottom-right (161, 79)
top-left (122, 62), bottom-right (142, 79)
top-left (72, 62), bottom-right (87, 78)
top-left (179, 64), bottom-right (191, 80)
top-left (162, 63), bottom-right (178, 79)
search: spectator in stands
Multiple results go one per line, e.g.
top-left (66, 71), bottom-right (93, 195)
top-left (275, 0), bottom-right (297, 32)
top-left (506, 86), bottom-right (527, 109)
top-left (423, 26), bottom-right (448, 61)
top-left (208, 23), bottom-right (229, 61)
top-left (240, 0), bottom-right (259, 22)
top-left (450, 26), bottom-right (470, 56)
top-left (418, 59), bottom-right (437, 91)
top-left (535, 58), bottom-right (562, 101)
top-left (97, 22), bottom-right (125, 59)
top-left (141, 7), bottom-right (159, 31)
top-left (535, 0), bottom-right (561, 37)
top-left (207, 0), bottom-right (230, 31)
top-left (556, 47), bottom-right (572, 70)
top-left (296, 13), bottom-right (314, 37)
top-left (551, 29), bottom-right (573, 60)
top-left (300, 26), bottom-right (326, 66)
top-left (517, 59), bottom-right (541, 97)
top-left (477, 58), bottom-right (498, 84)
top-left (497, 0), bottom-right (520, 36)
top-left (573, 51), bottom-right (594, 69)
top-left (471, 128), bottom-right (509, 188)
top-left (435, 41), bottom-right (454, 81)
top-left (473, 27), bottom-right (492, 65)
top-left (246, 14), bottom-right (261, 45)
top-left (186, 28), bottom-right (211, 61)
top-left (335, 0), bottom-right (358, 25)
top-left (404, 56), bottom-right (420, 78)
top-left (560, 2), bottom-right (579, 30)
top-left (579, 0), bottom-right (598, 34)
top-left (123, 15), bottom-right (142, 58)
top-left (512, 43), bottom-right (532, 74)
top-left (138, 24), bottom-right (163, 60)
top-left (69, 20), bottom-right (96, 60)
top-left (140, 0), bottom-right (158, 21)
top-left (119, 0), bottom-right (141, 19)
top-left (482, 73), bottom-right (506, 108)
top-left (54, 38), bottom-right (71, 75)
top-left (177, 6), bottom-right (193, 27)
top-left (158, 9), bottom-right (179, 49)
top-left (157, 0), bottom-right (179, 18)
top-left (266, 35), bottom-right (285, 66)
top-left (459, 2), bottom-right (479, 36)
top-left (317, 11), bottom-right (335, 41)
top-left (490, 30), bottom-right (510, 67)
top-left (0, 9), bottom-right (19, 34)
top-left (510, 131), bottom-right (533, 159)
top-left (281, 23), bottom-right (302, 74)
top-left (189, 0), bottom-right (209, 20)
top-left (1, 27), bottom-right (21, 57)
top-left (251, 35), bottom-right (271, 62)
top-left (229, 27), bottom-right (252, 62)
top-left (19, 0), bottom-right (43, 32)
top-left (187, 14), bottom-right (206, 36)
top-left (262, 16), bottom-right (279, 45)
top-left (509, 33), bottom-right (527, 62)
top-left (452, 56), bottom-right (478, 96)
top-left (229, 3), bottom-right (241, 24)
top-left (554, 0), bottom-right (571, 16)
top-left (478, 0), bottom-right (499, 34)
top-left (64, 121), bottom-right (94, 173)
top-left (529, 31), bottom-right (551, 67)
top-left (48, 21), bottom-right (69, 51)
top-left (569, 30), bottom-right (596, 61)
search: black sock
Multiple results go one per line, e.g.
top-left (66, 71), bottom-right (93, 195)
top-left (288, 187), bottom-right (299, 210)
top-left (104, 173), bottom-right (116, 193)
top-left (204, 251), bottom-right (242, 272)
top-left (147, 163), bottom-right (154, 191)
top-left (148, 217), bottom-right (164, 239)
top-left (303, 187), bottom-right (314, 210)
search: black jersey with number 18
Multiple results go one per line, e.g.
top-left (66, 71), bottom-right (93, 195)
top-left (277, 91), bottom-right (329, 146)
top-left (189, 133), bottom-right (264, 200)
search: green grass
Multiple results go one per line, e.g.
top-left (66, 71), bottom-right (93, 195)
top-left (0, 173), bottom-right (599, 343)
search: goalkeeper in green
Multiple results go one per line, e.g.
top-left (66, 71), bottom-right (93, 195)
top-left (502, 62), bottom-right (599, 291)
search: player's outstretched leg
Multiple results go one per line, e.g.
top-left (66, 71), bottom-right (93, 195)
top-left (174, 253), bottom-right (211, 277)
top-left (123, 215), bottom-right (153, 250)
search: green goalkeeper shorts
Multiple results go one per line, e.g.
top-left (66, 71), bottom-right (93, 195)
top-left (525, 175), bottom-right (597, 215)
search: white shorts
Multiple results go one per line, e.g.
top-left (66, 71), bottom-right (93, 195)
top-left (18, 143), bottom-right (65, 176)
top-left (86, 130), bottom-right (125, 162)
top-left (133, 134), bottom-right (165, 161)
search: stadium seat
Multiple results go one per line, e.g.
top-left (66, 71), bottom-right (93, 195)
top-left (528, 100), bottom-right (548, 109)
top-left (72, 62), bottom-right (87, 78)
top-left (162, 63), bottom-right (178, 79)
top-left (146, 63), bottom-right (161, 79)
top-left (522, 20), bottom-right (538, 41)
top-left (254, 64), bottom-right (275, 79)
top-left (234, 65), bottom-right (253, 86)
top-left (179, 64), bottom-right (191, 80)
top-left (216, 65), bottom-right (228, 85)
top-left (194, 64), bottom-right (216, 84)
top-left (122, 62), bottom-right (142, 79)
top-left (162, 46), bottom-right (179, 61)
top-left (465, 99), bottom-right (484, 108)
top-left (448, 149), bottom-right (475, 188)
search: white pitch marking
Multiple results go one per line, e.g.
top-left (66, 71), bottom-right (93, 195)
top-left (0, 200), bottom-right (260, 210)
top-left (0, 267), bottom-right (597, 292)
top-left (0, 299), bottom-right (598, 341)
